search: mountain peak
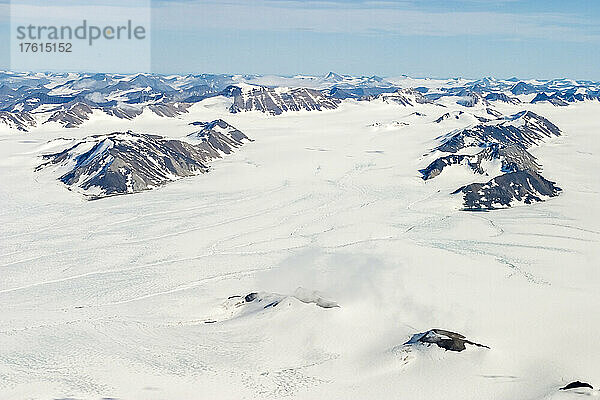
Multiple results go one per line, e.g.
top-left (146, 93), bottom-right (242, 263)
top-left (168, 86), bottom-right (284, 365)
top-left (324, 71), bottom-right (344, 82)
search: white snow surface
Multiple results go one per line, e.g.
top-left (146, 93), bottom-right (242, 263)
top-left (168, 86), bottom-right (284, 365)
top-left (0, 97), bottom-right (599, 400)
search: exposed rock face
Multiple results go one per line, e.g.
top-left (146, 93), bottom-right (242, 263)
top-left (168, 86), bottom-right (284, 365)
top-left (560, 381), bottom-right (594, 391)
top-left (484, 92), bottom-right (521, 104)
top-left (453, 171), bottom-right (562, 210)
top-left (486, 107), bottom-right (503, 118)
top-left (224, 85), bottom-right (340, 115)
top-left (42, 101), bottom-right (190, 128)
top-left (433, 110), bottom-right (493, 124)
top-left (379, 88), bottom-right (432, 106)
top-left (327, 86), bottom-right (398, 100)
top-left (3, 72), bottom-right (600, 133)
top-left (434, 111), bottom-right (464, 123)
top-left (0, 73), bottom-right (229, 132)
top-left (5, 72), bottom-right (600, 134)
top-left (35, 125), bottom-right (250, 199)
top-left (420, 154), bottom-right (472, 180)
top-left (404, 329), bottom-right (489, 352)
top-left (102, 104), bottom-right (143, 120)
top-left (416, 77), bottom-right (600, 106)
top-left (44, 102), bottom-right (94, 128)
top-left (421, 111), bottom-right (562, 210)
top-left (435, 111), bottom-right (561, 153)
top-left (420, 143), bottom-right (541, 181)
top-left (147, 102), bottom-right (190, 117)
top-left (187, 119), bottom-right (251, 155)
top-left (531, 92), bottom-right (570, 106)
top-left (510, 81), bottom-right (537, 95)
top-left (323, 71), bottom-right (345, 83)
top-left (0, 111), bottom-right (36, 131)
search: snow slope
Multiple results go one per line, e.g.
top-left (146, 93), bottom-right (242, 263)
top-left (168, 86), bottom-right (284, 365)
top-left (0, 96), bottom-right (599, 400)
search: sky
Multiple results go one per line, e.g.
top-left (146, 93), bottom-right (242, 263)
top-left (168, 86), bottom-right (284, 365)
top-left (0, 0), bottom-right (599, 79)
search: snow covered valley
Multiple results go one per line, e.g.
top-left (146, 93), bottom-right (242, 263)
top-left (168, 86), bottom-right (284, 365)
top-left (1, 95), bottom-right (599, 400)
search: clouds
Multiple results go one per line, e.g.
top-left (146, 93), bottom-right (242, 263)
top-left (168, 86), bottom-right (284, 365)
top-left (152, 0), bottom-right (599, 42)
top-left (1, 0), bottom-right (597, 77)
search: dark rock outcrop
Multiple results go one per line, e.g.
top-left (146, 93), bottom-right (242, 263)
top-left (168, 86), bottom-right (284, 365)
top-left (224, 85), bottom-right (340, 115)
top-left (404, 329), bottom-right (489, 352)
top-left (44, 102), bottom-right (94, 128)
top-left (4, 72), bottom-right (600, 133)
top-left (35, 125), bottom-right (250, 199)
top-left (484, 92), bottom-right (521, 104)
top-left (486, 108), bottom-right (503, 118)
top-left (452, 171), bottom-right (562, 210)
top-left (379, 88), bottom-right (432, 106)
top-left (187, 119), bottom-right (251, 155)
top-left (421, 111), bottom-right (562, 210)
top-left (0, 111), bottom-right (36, 131)
top-left (148, 102), bottom-right (190, 117)
top-left (434, 111), bottom-right (464, 123)
top-left (435, 111), bottom-right (561, 154)
top-left (530, 92), bottom-right (569, 106)
top-left (102, 104), bottom-right (143, 120)
top-left (510, 81), bottom-right (537, 95)
top-left (560, 381), bottom-right (593, 391)
top-left (420, 143), bottom-right (541, 180)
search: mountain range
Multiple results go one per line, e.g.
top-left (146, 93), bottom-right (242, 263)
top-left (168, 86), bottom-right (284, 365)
top-left (35, 120), bottom-right (250, 199)
top-left (0, 71), bottom-right (582, 209)
top-left (1, 71), bottom-right (599, 132)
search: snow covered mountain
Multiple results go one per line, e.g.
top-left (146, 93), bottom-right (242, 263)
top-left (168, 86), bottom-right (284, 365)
top-left (2, 72), bottom-right (600, 132)
top-left (0, 110), bottom-right (35, 131)
top-left (420, 143), bottom-right (541, 181)
top-left (378, 88), bottom-right (433, 106)
top-left (0, 71), bottom-right (578, 211)
top-left (187, 119), bottom-right (252, 154)
top-left (224, 85), bottom-right (341, 115)
top-left (453, 170), bottom-right (562, 210)
top-left (421, 111), bottom-right (562, 210)
top-left (35, 121), bottom-right (249, 199)
top-left (433, 111), bottom-right (561, 153)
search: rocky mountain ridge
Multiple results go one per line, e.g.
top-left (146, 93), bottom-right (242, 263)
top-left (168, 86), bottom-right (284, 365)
top-left (35, 120), bottom-right (250, 199)
top-left (420, 111), bottom-right (562, 210)
top-left (2, 72), bottom-right (600, 132)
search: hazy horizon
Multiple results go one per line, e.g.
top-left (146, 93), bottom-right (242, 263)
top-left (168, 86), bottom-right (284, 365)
top-left (1, 0), bottom-right (599, 80)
